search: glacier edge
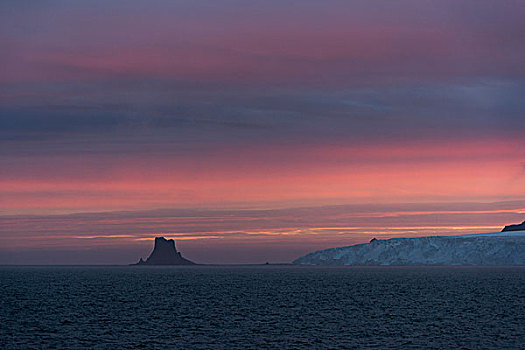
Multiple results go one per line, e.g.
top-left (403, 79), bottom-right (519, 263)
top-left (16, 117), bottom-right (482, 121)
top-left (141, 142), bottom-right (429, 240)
top-left (293, 231), bottom-right (525, 266)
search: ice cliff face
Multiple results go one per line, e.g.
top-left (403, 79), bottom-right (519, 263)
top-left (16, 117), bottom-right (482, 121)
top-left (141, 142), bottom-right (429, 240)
top-left (293, 231), bottom-right (525, 266)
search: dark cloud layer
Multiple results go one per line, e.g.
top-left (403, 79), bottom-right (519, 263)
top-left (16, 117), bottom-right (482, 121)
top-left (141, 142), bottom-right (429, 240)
top-left (2, 80), bottom-right (524, 158)
top-left (1, 1), bottom-right (524, 157)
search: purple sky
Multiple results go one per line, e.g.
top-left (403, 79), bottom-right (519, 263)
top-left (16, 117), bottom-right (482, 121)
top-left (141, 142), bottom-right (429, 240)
top-left (1, 0), bottom-right (524, 264)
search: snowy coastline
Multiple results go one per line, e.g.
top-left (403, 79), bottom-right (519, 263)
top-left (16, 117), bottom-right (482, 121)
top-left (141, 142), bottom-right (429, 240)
top-left (293, 231), bottom-right (525, 266)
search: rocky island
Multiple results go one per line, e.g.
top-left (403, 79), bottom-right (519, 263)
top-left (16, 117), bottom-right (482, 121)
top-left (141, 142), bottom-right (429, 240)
top-left (502, 220), bottom-right (525, 232)
top-left (293, 222), bottom-right (525, 266)
top-left (133, 237), bottom-right (196, 265)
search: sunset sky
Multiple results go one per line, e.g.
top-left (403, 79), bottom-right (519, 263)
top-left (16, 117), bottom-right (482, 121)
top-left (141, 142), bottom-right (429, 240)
top-left (1, 0), bottom-right (524, 264)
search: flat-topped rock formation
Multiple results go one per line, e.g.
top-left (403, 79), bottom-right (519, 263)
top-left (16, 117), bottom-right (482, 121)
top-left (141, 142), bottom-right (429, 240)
top-left (133, 237), bottom-right (196, 265)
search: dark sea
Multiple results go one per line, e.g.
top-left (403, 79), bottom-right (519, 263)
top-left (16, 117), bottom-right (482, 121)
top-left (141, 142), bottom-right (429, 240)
top-left (1, 266), bottom-right (524, 349)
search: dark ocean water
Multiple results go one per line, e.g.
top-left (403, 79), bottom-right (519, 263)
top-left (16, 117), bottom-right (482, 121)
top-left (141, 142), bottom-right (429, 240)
top-left (1, 266), bottom-right (524, 349)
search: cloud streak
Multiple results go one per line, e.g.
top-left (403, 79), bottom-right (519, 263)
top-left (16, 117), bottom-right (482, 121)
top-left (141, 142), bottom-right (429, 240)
top-left (1, 201), bottom-right (524, 263)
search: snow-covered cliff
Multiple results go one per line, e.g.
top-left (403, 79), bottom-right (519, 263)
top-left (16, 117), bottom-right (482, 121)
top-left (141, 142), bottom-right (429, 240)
top-left (293, 231), bottom-right (525, 266)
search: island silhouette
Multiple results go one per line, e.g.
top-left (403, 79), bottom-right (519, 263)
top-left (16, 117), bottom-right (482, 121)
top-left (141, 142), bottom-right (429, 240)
top-left (132, 237), bottom-right (196, 265)
top-left (133, 221), bottom-right (525, 266)
top-left (502, 220), bottom-right (525, 232)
